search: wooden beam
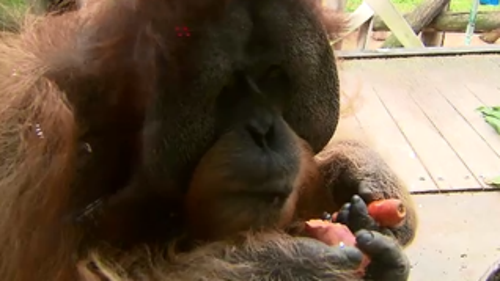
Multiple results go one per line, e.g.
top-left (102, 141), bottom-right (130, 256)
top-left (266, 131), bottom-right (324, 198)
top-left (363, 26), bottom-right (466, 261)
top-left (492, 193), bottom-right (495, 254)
top-left (380, 0), bottom-right (451, 48)
top-left (364, 0), bottom-right (425, 48)
top-left (344, 3), bottom-right (375, 36)
top-left (356, 17), bottom-right (374, 50)
top-left (420, 1), bottom-right (450, 46)
top-left (335, 46), bottom-right (500, 60)
top-left (372, 11), bottom-right (500, 33)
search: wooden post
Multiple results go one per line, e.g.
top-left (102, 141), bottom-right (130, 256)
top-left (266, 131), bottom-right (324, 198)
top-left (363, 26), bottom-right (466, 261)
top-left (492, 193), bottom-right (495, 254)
top-left (372, 11), bottom-right (500, 33)
top-left (364, 0), bottom-right (424, 48)
top-left (356, 17), bottom-right (374, 50)
top-left (379, 0), bottom-right (449, 48)
top-left (420, 0), bottom-right (450, 46)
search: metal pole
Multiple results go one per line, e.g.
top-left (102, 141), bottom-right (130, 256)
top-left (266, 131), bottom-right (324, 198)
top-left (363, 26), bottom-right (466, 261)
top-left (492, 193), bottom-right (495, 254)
top-left (465, 0), bottom-right (480, 45)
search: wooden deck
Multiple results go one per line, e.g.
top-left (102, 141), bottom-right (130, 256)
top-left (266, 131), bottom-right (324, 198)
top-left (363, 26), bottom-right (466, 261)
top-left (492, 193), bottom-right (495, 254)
top-left (337, 54), bottom-right (500, 194)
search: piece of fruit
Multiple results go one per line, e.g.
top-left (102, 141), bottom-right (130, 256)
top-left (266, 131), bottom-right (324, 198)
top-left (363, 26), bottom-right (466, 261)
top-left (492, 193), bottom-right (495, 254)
top-left (367, 199), bottom-right (406, 227)
top-left (331, 199), bottom-right (406, 228)
top-left (304, 219), bottom-right (370, 276)
top-left (304, 219), bottom-right (356, 247)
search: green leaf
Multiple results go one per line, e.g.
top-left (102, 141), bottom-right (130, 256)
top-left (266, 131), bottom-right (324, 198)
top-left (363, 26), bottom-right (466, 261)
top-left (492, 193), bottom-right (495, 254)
top-left (476, 106), bottom-right (500, 135)
top-left (483, 116), bottom-right (500, 135)
top-left (476, 106), bottom-right (500, 120)
top-left (484, 115), bottom-right (500, 135)
top-left (484, 175), bottom-right (500, 187)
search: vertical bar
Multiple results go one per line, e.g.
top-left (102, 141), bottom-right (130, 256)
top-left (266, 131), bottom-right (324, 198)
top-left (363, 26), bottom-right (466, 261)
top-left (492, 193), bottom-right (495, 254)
top-left (465, 0), bottom-right (480, 46)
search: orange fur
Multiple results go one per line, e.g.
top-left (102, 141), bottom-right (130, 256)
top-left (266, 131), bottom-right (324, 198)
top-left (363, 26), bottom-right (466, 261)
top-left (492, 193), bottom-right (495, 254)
top-left (0, 1), bottom-right (381, 280)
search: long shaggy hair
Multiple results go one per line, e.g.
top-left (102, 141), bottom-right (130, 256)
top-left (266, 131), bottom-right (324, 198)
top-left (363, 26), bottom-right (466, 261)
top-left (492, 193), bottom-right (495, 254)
top-left (0, 1), bottom-right (359, 280)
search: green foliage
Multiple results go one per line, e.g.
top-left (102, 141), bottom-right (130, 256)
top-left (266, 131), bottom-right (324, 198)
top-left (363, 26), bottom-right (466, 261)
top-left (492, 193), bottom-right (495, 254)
top-left (0, 0), bottom-right (24, 7)
top-left (485, 175), bottom-right (500, 186)
top-left (0, 0), bottom-right (26, 32)
top-left (477, 106), bottom-right (500, 135)
top-left (477, 106), bottom-right (500, 187)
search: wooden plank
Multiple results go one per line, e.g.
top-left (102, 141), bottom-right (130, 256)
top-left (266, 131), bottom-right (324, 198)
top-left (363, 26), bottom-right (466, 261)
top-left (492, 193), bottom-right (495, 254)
top-left (345, 3), bottom-right (375, 33)
top-left (371, 11), bottom-right (500, 34)
top-left (344, 59), bottom-right (479, 190)
top-left (336, 46), bottom-right (500, 60)
top-left (331, 2), bottom-right (375, 46)
top-left (363, 0), bottom-right (424, 48)
top-left (407, 192), bottom-right (500, 281)
top-left (342, 71), bottom-right (437, 192)
top-left (427, 56), bottom-right (500, 160)
top-left (356, 17), bottom-right (374, 50)
top-left (464, 55), bottom-right (500, 107)
top-left (405, 57), bottom-right (500, 188)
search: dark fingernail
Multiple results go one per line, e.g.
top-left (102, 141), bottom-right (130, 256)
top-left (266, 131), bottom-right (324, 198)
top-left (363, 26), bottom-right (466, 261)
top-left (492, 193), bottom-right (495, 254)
top-left (356, 230), bottom-right (375, 245)
top-left (352, 195), bottom-right (362, 203)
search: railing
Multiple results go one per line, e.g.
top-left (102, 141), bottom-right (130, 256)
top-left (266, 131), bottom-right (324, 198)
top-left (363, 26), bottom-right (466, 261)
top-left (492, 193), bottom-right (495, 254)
top-left (324, 0), bottom-right (500, 51)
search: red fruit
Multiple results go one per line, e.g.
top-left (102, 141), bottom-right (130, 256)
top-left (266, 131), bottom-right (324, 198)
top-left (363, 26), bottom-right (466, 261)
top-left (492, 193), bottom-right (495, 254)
top-left (331, 199), bottom-right (406, 228)
top-left (367, 199), bottom-right (406, 228)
